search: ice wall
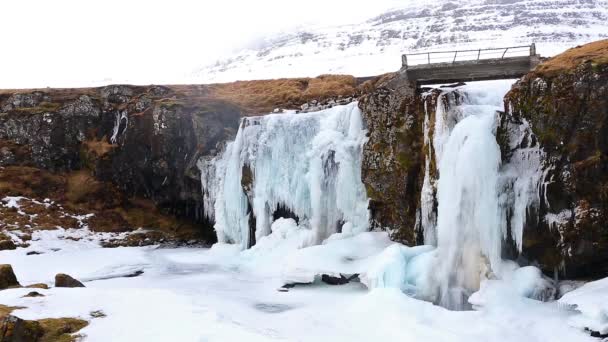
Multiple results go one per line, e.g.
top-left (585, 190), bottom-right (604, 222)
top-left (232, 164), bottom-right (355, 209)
top-left (199, 102), bottom-right (369, 249)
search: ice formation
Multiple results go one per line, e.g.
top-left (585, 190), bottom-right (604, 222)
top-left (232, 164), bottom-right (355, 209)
top-left (416, 81), bottom-right (550, 309)
top-left (110, 110), bottom-right (128, 144)
top-left (199, 80), bottom-right (556, 312)
top-left (200, 102), bottom-right (369, 249)
top-left (559, 277), bottom-right (608, 335)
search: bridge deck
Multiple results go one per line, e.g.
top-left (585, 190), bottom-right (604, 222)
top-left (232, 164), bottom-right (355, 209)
top-left (402, 45), bottom-right (540, 85)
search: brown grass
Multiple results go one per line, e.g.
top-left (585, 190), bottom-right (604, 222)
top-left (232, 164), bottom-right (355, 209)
top-left (171, 74), bottom-right (360, 114)
top-left (66, 171), bottom-right (101, 203)
top-left (0, 304), bottom-right (23, 318)
top-left (1, 74), bottom-right (365, 116)
top-left (37, 317), bottom-right (88, 342)
top-left (535, 39), bottom-right (608, 76)
top-left (83, 137), bottom-right (115, 156)
top-left (0, 166), bottom-right (65, 198)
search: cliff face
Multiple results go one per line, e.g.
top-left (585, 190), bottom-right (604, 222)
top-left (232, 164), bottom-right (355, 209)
top-left (361, 40), bottom-right (608, 279)
top-left (0, 84), bottom-right (242, 241)
top-left (0, 75), bottom-right (362, 242)
top-left (358, 73), bottom-right (424, 244)
top-left (500, 40), bottom-right (608, 278)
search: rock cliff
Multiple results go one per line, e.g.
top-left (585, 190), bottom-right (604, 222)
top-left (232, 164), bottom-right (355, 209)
top-left (0, 76), bottom-right (361, 242)
top-left (359, 39), bottom-right (608, 279)
top-left (500, 39), bottom-right (608, 278)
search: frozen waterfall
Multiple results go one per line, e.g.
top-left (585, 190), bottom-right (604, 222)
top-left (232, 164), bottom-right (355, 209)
top-left (417, 81), bottom-right (548, 310)
top-left (199, 102), bottom-right (369, 249)
top-left (431, 82), bottom-right (507, 309)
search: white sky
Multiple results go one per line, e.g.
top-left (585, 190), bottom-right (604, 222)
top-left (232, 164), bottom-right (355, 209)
top-left (1, 0), bottom-right (404, 88)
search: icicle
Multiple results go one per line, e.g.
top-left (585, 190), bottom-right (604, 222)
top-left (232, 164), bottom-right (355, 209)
top-left (420, 94), bottom-right (437, 246)
top-left (110, 110), bottom-right (129, 144)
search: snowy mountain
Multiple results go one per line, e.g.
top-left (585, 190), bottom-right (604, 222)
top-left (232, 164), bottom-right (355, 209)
top-left (192, 0), bottom-right (608, 82)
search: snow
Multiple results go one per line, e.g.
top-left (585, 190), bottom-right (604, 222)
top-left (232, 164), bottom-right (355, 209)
top-left (282, 232), bottom-right (393, 284)
top-left (201, 102), bottom-right (369, 249)
top-left (192, 1), bottom-right (608, 83)
top-left (559, 277), bottom-right (608, 335)
top-left (0, 223), bottom-right (601, 342)
top-left (0, 230), bottom-right (597, 342)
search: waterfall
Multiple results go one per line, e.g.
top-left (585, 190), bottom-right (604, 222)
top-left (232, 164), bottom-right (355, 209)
top-left (422, 81), bottom-right (516, 310)
top-left (199, 102), bottom-right (369, 249)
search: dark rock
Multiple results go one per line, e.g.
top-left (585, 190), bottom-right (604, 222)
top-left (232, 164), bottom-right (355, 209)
top-left (0, 85), bottom-right (243, 241)
top-left (25, 284), bottom-right (48, 290)
top-left (0, 265), bottom-right (20, 290)
top-left (89, 310), bottom-right (106, 318)
top-left (321, 274), bottom-right (359, 285)
top-left (54, 274), bottom-right (85, 288)
top-left (0, 315), bottom-right (43, 342)
top-left (359, 72), bottom-right (424, 244)
top-left (22, 291), bottom-right (44, 298)
top-left (0, 241), bottom-right (15, 251)
top-left (589, 329), bottom-right (608, 338)
top-left (499, 43), bottom-right (608, 278)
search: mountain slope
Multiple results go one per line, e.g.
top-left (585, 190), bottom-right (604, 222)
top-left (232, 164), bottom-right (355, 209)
top-left (193, 0), bottom-right (608, 83)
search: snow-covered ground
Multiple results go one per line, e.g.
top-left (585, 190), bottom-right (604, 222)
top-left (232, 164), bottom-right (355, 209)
top-left (0, 226), bottom-right (602, 342)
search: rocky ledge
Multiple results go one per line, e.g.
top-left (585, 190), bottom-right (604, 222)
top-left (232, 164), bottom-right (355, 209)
top-left (0, 76), bottom-right (363, 244)
top-left (501, 39), bottom-right (608, 278)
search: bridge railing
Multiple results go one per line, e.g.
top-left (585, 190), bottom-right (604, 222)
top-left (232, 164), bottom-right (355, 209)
top-left (402, 44), bottom-right (536, 69)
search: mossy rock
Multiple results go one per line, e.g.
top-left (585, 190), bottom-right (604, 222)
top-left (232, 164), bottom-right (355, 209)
top-left (0, 265), bottom-right (20, 290)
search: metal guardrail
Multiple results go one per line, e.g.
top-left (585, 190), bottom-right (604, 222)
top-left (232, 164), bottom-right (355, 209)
top-left (402, 43), bottom-right (536, 69)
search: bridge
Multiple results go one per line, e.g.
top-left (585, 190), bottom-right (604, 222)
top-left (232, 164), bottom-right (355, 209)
top-left (402, 44), bottom-right (540, 85)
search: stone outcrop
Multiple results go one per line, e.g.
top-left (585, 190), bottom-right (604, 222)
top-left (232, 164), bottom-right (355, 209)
top-left (54, 274), bottom-right (85, 288)
top-left (359, 72), bottom-right (425, 244)
top-left (0, 265), bottom-right (20, 290)
top-left (500, 40), bottom-right (608, 278)
top-left (0, 84), bottom-right (242, 240)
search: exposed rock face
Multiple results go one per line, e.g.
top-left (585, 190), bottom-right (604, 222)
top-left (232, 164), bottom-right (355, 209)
top-left (500, 40), bottom-right (608, 278)
top-left (54, 273), bottom-right (85, 288)
top-left (0, 84), bottom-right (242, 238)
top-left (361, 40), bottom-right (608, 279)
top-left (0, 78), bottom-right (362, 241)
top-left (0, 265), bottom-right (20, 290)
top-left (359, 73), bottom-right (424, 244)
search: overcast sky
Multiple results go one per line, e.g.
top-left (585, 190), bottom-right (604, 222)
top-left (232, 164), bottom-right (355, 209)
top-left (1, 0), bottom-right (404, 88)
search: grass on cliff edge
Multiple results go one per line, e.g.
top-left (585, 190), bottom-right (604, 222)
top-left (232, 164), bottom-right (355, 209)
top-left (535, 39), bottom-right (608, 76)
top-left (0, 74), bottom-right (379, 116)
top-left (169, 75), bottom-right (359, 115)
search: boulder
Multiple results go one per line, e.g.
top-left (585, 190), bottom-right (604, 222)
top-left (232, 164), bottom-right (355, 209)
top-left (54, 274), bottom-right (85, 288)
top-left (0, 265), bottom-right (20, 290)
top-left (22, 292), bottom-right (44, 298)
top-left (25, 284), bottom-right (48, 290)
top-left (0, 240), bottom-right (16, 251)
